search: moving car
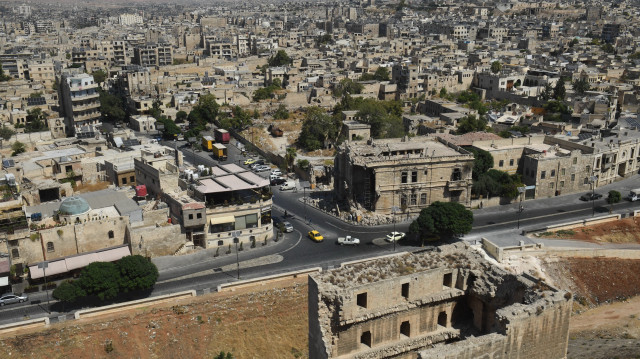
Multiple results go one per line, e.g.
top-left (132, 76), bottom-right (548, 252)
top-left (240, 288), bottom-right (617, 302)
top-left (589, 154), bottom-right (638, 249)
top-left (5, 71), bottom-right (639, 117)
top-left (271, 177), bottom-right (286, 186)
top-left (337, 235), bottom-right (360, 245)
top-left (308, 230), bottom-right (324, 242)
top-left (628, 188), bottom-right (640, 201)
top-left (579, 192), bottom-right (603, 201)
top-left (283, 221), bottom-right (294, 233)
top-left (244, 158), bottom-right (257, 166)
top-left (386, 231), bottom-right (406, 242)
top-left (279, 181), bottom-right (296, 191)
top-left (0, 293), bottom-right (28, 306)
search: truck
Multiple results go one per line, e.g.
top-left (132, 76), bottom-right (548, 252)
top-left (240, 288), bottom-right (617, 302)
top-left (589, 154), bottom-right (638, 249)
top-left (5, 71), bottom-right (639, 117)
top-left (212, 143), bottom-right (228, 161)
top-left (628, 188), bottom-right (640, 201)
top-left (214, 128), bottom-right (230, 144)
top-left (337, 235), bottom-right (360, 246)
top-left (202, 136), bottom-right (214, 151)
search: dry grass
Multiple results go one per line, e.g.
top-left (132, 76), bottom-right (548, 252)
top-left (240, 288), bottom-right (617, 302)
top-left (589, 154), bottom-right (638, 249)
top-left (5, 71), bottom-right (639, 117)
top-left (0, 279), bottom-right (309, 359)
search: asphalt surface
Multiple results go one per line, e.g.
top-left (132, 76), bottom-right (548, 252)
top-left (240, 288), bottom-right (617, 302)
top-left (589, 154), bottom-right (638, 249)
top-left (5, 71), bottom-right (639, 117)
top-left (2, 132), bottom-right (640, 325)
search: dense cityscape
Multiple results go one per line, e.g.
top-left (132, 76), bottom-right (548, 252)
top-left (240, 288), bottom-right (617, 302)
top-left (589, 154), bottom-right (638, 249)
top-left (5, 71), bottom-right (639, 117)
top-left (0, 0), bottom-right (639, 357)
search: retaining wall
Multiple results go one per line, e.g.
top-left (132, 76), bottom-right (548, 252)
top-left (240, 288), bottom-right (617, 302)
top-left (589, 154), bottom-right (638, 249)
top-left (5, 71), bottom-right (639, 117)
top-left (217, 267), bottom-right (322, 292)
top-left (0, 316), bottom-right (50, 336)
top-left (74, 290), bottom-right (196, 320)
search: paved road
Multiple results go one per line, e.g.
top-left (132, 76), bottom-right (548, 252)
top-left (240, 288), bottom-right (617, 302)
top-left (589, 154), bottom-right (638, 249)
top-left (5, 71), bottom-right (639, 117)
top-left (3, 134), bottom-right (640, 325)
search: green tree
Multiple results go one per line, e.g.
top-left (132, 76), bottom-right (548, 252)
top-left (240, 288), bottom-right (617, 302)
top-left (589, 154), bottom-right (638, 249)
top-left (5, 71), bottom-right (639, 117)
top-left (298, 107), bottom-right (339, 151)
top-left (91, 69), bottom-right (107, 84)
top-left (25, 108), bottom-right (48, 133)
top-left (253, 84), bottom-right (281, 102)
top-left (155, 116), bottom-right (182, 139)
top-left (296, 158), bottom-right (310, 170)
top-left (213, 352), bottom-right (234, 359)
top-left (117, 255), bottom-right (159, 293)
top-left (355, 99), bottom-right (404, 138)
top-left (272, 78), bottom-right (282, 88)
top-left (553, 79), bottom-right (566, 100)
top-left (568, 38), bottom-right (579, 47)
top-left (374, 67), bottom-right (390, 81)
top-left (607, 190), bottom-right (621, 213)
top-left (573, 78), bottom-right (590, 95)
top-left (99, 91), bottom-right (126, 124)
top-left (77, 261), bottom-right (121, 301)
top-left (457, 115), bottom-right (487, 134)
top-left (464, 147), bottom-right (494, 180)
top-left (273, 104), bottom-right (289, 120)
top-left (332, 78), bottom-right (364, 97)
top-left (268, 50), bottom-right (291, 67)
top-left (11, 141), bottom-right (26, 156)
top-left (0, 126), bottom-right (15, 148)
top-left (439, 87), bottom-right (447, 97)
top-left (52, 280), bottom-right (85, 303)
top-left (490, 61), bottom-right (502, 74)
top-left (409, 202), bottom-right (473, 244)
top-left (285, 147), bottom-right (297, 171)
top-left (0, 64), bottom-right (10, 82)
top-left (316, 34), bottom-right (334, 47)
top-left (541, 83), bottom-right (553, 100)
top-left (175, 110), bottom-right (188, 123)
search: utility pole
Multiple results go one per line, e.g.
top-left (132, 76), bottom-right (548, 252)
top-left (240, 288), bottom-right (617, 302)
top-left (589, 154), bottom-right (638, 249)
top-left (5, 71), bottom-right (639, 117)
top-left (590, 175), bottom-right (598, 216)
top-left (37, 262), bottom-right (51, 314)
top-left (517, 186), bottom-right (526, 229)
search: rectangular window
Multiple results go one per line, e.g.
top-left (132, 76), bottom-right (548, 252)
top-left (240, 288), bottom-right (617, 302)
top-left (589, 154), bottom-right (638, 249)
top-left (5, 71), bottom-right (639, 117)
top-left (549, 182), bottom-right (554, 189)
top-left (401, 283), bottom-right (409, 299)
top-left (410, 194), bottom-right (417, 205)
top-left (561, 168), bottom-right (566, 176)
top-left (551, 169), bottom-right (555, 177)
top-left (188, 214), bottom-right (193, 220)
top-left (443, 273), bottom-right (453, 287)
top-left (499, 160), bottom-right (504, 167)
top-left (573, 157), bottom-right (577, 164)
top-left (122, 177), bottom-right (127, 184)
top-left (584, 177), bottom-right (589, 184)
top-left (357, 292), bottom-right (368, 308)
top-left (509, 159), bottom-right (514, 166)
top-left (571, 174), bottom-right (575, 181)
top-left (401, 172), bottom-right (408, 183)
top-left (560, 181), bottom-right (565, 187)
top-left (420, 193), bottom-right (427, 205)
top-left (586, 165), bottom-right (591, 173)
top-left (411, 171), bottom-right (418, 182)
top-left (541, 171), bottom-right (546, 179)
top-left (197, 213), bottom-right (202, 219)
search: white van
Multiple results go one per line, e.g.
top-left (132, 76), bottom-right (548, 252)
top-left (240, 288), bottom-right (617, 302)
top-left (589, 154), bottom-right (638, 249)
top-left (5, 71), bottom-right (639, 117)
top-left (628, 188), bottom-right (640, 201)
top-left (279, 180), bottom-right (296, 191)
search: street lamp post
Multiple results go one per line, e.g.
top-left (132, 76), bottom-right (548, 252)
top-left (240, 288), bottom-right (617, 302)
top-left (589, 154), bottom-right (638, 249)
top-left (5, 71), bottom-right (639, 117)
top-left (517, 186), bottom-right (526, 229)
top-left (590, 175), bottom-right (598, 217)
top-left (233, 236), bottom-right (240, 280)
top-left (37, 262), bottom-right (51, 314)
top-left (391, 206), bottom-right (400, 252)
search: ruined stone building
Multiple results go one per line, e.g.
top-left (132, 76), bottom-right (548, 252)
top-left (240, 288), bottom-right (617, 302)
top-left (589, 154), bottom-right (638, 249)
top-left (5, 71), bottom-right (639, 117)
top-left (308, 243), bottom-right (572, 359)
top-left (334, 136), bottom-right (474, 214)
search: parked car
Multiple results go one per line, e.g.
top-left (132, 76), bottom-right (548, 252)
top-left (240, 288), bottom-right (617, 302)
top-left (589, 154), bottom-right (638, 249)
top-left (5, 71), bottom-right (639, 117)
top-left (385, 231), bottom-right (406, 242)
top-left (279, 181), bottom-right (296, 191)
top-left (283, 221), bottom-right (294, 233)
top-left (244, 158), bottom-right (257, 166)
top-left (308, 230), bottom-right (324, 242)
top-left (337, 235), bottom-right (360, 245)
top-left (254, 165), bottom-right (270, 172)
top-left (271, 169), bottom-right (283, 176)
top-left (579, 192), bottom-right (603, 201)
top-left (249, 160), bottom-right (265, 169)
top-left (271, 177), bottom-right (286, 186)
top-left (0, 293), bottom-right (28, 306)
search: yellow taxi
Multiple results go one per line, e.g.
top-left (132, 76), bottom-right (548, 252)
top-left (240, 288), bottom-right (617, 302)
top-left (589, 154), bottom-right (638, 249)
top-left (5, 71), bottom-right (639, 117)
top-left (244, 158), bottom-right (257, 165)
top-left (308, 230), bottom-right (324, 242)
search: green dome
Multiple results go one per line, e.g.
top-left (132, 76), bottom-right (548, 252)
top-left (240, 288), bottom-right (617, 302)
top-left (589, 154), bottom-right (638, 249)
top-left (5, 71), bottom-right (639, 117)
top-left (59, 196), bottom-right (90, 215)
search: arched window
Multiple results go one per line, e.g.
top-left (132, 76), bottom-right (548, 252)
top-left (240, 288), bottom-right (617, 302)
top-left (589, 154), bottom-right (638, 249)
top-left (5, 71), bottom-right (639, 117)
top-left (46, 242), bottom-right (55, 252)
top-left (108, 230), bottom-right (114, 239)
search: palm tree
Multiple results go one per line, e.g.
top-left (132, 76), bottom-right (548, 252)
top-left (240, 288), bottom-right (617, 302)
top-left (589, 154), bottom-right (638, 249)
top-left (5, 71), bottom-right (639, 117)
top-left (285, 147), bottom-right (297, 171)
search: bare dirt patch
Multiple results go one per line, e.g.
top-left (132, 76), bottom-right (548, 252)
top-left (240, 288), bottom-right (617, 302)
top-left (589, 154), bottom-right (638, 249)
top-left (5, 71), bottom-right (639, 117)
top-left (0, 279), bottom-right (309, 359)
top-left (74, 181), bottom-right (111, 194)
top-left (537, 217), bottom-right (640, 244)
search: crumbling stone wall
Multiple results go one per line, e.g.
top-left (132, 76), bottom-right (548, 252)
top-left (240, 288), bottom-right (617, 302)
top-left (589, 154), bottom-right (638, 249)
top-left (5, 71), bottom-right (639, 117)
top-left (309, 244), bottom-right (572, 359)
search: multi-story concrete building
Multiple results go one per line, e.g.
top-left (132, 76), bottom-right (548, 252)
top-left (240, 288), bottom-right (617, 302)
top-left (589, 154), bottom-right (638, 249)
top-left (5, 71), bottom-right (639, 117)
top-left (309, 243), bottom-right (572, 359)
top-left (334, 135), bottom-right (474, 214)
top-left (133, 44), bottom-right (173, 67)
top-left (119, 13), bottom-right (143, 26)
top-left (134, 147), bottom-right (183, 198)
top-left (25, 60), bottom-right (55, 89)
top-left (59, 73), bottom-right (101, 135)
top-left (112, 40), bottom-right (129, 66)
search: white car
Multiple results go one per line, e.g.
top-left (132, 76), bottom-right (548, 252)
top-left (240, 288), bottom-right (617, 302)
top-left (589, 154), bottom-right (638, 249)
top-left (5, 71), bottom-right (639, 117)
top-left (386, 231), bottom-right (406, 242)
top-left (0, 293), bottom-right (28, 306)
top-left (271, 169), bottom-right (282, 176)
top-left (279, 181), bottom-right (296, 191)
top-left (254, 165), bottom-right (270, 172)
